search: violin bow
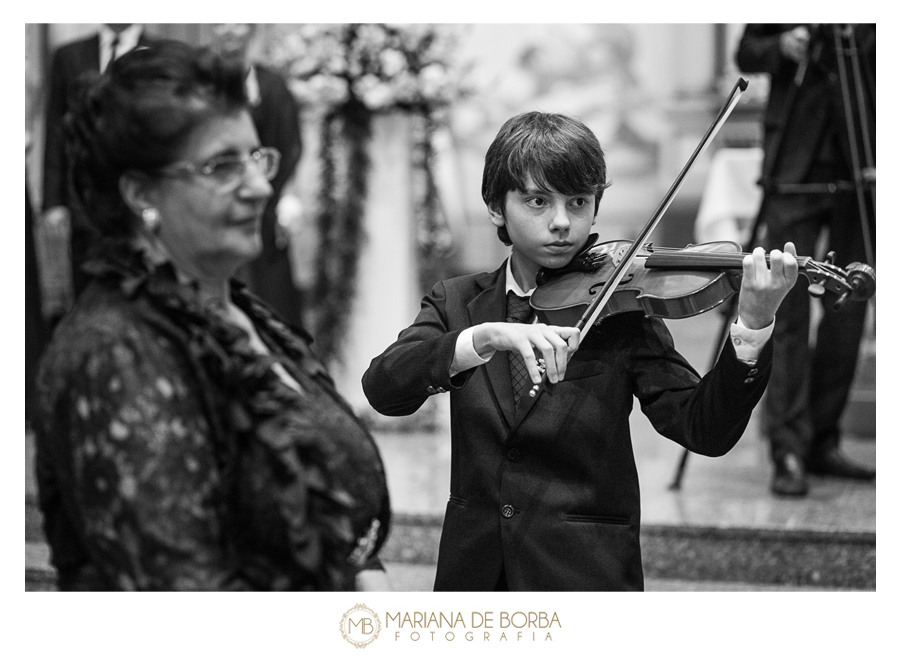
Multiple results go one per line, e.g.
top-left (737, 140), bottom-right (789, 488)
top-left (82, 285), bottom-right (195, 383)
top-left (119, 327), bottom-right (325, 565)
top-left (529, 77), bottom-right (749, 399)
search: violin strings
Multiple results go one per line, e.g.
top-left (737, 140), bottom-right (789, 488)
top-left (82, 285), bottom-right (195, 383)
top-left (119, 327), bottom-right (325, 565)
top-left (632, 247), bottom-right (818, 268)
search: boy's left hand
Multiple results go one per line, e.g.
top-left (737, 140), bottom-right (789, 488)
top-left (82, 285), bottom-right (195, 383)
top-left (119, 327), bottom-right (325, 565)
top-left (737, 242), bottom-right (799, 330)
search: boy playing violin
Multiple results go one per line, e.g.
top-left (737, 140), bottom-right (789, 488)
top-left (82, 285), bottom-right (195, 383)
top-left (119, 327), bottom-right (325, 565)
top-left (362, 111), bottom-right (798, 591)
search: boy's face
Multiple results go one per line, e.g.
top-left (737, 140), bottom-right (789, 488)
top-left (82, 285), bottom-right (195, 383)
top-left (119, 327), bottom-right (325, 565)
top-left (489, 174), bottom-right (597, 285)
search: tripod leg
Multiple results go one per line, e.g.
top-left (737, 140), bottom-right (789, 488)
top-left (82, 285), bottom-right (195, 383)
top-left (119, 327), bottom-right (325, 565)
top-left (668, 144), bottom-right (774, 491)
top-left (668, 301), bottom-right (736, 490)
top-left (668, 446), bottom-right (692, 491)
top-left (669, 161), bottom-right (770, 491)
top-left (833, 25), bottom-right (875, 266)
top-left (846, 28), bottom-right (876, 195)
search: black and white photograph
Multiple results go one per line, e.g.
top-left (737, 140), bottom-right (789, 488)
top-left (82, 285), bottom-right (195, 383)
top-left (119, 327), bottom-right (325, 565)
top-left (18, 11), bottom-right (890, 656)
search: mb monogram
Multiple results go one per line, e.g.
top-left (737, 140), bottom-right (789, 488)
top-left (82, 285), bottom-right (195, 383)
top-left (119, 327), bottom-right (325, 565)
top-left (339, 604), bottom-right (381, 648)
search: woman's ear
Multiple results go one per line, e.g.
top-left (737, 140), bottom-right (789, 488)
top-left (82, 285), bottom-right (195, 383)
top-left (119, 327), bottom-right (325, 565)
top-left (118, 170), bottom-right (157, 218)
top-left (487, 202), bottom-right (505, 229)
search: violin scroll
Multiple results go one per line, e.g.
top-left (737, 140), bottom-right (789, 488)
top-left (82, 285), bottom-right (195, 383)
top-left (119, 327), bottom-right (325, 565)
top-left (802, 257), bottom-right (875, 310)
top-left (834, 262), bottom-right (876, 309)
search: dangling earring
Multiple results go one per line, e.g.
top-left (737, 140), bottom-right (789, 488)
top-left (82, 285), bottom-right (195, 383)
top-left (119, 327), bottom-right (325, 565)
top-left (142, 207), bottom-right (161, 234)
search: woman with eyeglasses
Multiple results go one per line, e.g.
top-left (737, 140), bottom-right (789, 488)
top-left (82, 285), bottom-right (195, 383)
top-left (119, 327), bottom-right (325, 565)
top-left (33, 40), bottom-right (391, 591)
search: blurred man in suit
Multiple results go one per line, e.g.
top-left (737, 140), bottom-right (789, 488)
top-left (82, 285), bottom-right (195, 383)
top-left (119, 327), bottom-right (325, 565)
top-left (42, 24), bottom-right (150, 300)
top-left (736, 24), bottom-right (876, 497)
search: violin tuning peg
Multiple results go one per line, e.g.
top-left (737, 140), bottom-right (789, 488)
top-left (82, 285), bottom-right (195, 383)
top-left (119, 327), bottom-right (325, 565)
top-left (807, 283), bottom-right (826, 298)
top-left (846, 262), bottom-right (876, 301)
top-left (825, 251), bottom-right (836, 265)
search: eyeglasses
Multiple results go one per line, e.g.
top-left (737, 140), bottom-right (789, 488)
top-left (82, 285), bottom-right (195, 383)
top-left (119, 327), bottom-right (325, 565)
top-left (155, 147), bottom-right (281, 188)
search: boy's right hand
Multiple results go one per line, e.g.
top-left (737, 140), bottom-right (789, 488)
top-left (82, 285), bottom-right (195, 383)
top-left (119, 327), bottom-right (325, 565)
top-left (472, 322), bottom-right (581, 384)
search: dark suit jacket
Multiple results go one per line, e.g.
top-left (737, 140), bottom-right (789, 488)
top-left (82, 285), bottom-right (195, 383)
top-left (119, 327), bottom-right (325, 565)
top-left (43, 31), bottom-right (150, 211)
top-left (26, 183), bottom-right (47, 421)
top-left (363, 262), bottom-right (772, 591)
top-left (735, 24), bottom-right (875, 191)
top-left (42, 30), bottom-right (151, 293)
top-left (43, 34), bottom-right (100, 212)
top-left (242, 64), bottom-right (304, 326)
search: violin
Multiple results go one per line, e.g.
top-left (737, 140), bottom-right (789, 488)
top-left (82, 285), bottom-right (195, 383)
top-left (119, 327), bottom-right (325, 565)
top-left (531, 236), bottom-right (876, 328)
top-left (524, 77), bottom-right (876, 400)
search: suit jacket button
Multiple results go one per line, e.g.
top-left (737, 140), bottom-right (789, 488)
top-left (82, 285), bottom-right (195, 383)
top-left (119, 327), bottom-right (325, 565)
top-left (426, 386), bottom-right (436, 394)
top-left (744, 377), bottom-right (754, 384)
top-left (747, 368), bottom-right (759, 376)
top-left (501, 504), bottom-right (515, 519)
top-left (507, 448), bottom-right (519, 461)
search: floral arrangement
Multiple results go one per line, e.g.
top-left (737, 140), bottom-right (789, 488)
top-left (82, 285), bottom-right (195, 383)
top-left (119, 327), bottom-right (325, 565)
top-left (267, 23), bottom-right (466, 113)
top-left (264, 24), bottom-right (468, 364)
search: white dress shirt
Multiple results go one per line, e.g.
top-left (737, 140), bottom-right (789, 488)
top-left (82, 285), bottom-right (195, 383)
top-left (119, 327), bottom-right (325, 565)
top-left (100, 24), bottom-right (143, 72)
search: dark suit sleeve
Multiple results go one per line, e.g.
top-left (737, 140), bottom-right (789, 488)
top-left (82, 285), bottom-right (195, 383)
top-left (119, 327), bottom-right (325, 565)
top-left (735, 24), bottom-right (788, 75)
top-left (362, 281), bottom-right (470, 417)
top-left (42, 46), bottom-right (70, 210)
top-left (630, 316), bottom-right (772, 457)
top-left (255, 67), bottom-right (302, 200)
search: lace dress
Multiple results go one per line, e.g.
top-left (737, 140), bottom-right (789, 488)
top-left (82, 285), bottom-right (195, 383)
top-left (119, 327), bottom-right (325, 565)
top-left (34, 246), bottom-right (390, 590)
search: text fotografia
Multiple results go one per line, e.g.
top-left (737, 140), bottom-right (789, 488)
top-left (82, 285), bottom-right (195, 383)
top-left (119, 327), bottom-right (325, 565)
top-left (386, 611), bottom-right (561, 642)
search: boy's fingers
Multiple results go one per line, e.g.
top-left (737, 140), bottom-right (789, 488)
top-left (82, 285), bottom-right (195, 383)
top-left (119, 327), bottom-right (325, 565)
top-left (505, 325), bottom-right (583, 385)
top-left (752, 246), bottom-right (767, 280)
top-left (538, 333), bottom-right (571, 383)
top-left (768, 249), bottom-right (784, 280)
top-left (782, 246), bottom-right (799, 284)
top-left (560, 326), bottom-right (581, 350)
top-left (742, 252), bottom-right (755, 283)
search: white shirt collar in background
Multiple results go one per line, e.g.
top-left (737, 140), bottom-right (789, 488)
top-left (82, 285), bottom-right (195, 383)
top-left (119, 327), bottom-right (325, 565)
top-left (100, 24), bottom-right (143, 72)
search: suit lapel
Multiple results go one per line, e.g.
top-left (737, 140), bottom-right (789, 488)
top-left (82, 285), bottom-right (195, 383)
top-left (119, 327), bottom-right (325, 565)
top-left (466, 263), bottom-right (517, 428)
top-left (84, 35), bottom-right (101, 73)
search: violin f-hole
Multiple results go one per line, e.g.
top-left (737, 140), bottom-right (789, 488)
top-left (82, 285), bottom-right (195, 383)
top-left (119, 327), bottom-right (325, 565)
top-left (588, 273), bottom-right (633, 295)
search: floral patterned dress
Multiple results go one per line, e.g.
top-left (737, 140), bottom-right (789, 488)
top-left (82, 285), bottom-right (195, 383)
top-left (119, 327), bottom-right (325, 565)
top-left (34, 246), bottom-right (390, 590)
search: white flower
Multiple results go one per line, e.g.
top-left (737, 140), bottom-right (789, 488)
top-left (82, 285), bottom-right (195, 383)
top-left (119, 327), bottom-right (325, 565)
top-left (418, 63), bottom-right (450, 100)
top-left (389, 23), bottom-right (431, 48)
top-left (391, 71), bottom-right (420, 104)
top-left (355, 23), bottom-right (390, 52)
top-left (290, 75), bottom-right (350, 106)
top-left (311, 75), bottom-right (351, 105)
top-left (290, 57), bottom-right (319, 79)
top-left (380, 49), bottom-right (407, 78)
top-left (325, 52), bottom-right (349, 76)
top-left (354, 74), bottom-right (395, 110)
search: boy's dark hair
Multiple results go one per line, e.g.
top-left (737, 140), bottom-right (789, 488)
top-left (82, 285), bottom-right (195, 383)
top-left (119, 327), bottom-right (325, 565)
top-left (65, 39), bottom-right (248, 240)
top-left (481, 111), bottom-right (610, 245)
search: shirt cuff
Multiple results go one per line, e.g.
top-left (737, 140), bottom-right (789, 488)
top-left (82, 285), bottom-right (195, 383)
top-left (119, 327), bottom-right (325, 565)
top-left (730, 316), bottom-right (774, 364)
top-left (450, 327), bottom-right (494, 377)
